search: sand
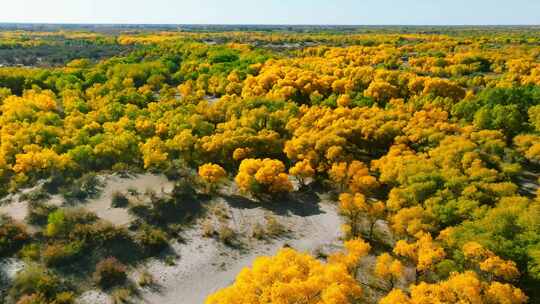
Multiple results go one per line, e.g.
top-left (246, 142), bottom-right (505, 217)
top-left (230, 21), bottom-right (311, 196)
top-left (82, 173), bottom-right (174, 226)
top-left (140, 196), bottom-right (343, 304)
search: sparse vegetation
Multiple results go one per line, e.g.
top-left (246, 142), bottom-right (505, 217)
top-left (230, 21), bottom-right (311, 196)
top-left (111, 191), bottom-right (130, 208)
top-left (93, 257), bottom-right (128, 289)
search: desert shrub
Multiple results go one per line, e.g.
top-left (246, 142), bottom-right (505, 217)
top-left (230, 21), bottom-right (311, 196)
top-left (129, 194), bottom-right (186, 225)
top-left (26, 201), bottom-right (57, 226)
top-left (10, 264), bottom-right (65, 301)
top-left (93, 257), bottom-right (127, 289)
top-left (217, 223), bottom-right (235, 245)
top-left (42, 241), bottom-right (83, 267)
top-left (52, 292), bottom-right (75, 304)
top-left (201, 219), bottom-right (215, 237)
top-left (15, 293), bottom-right (47, 304)
top-left (46, 209), bottom-right (98, 238)
top-left (19, 188), bottom-right (50, 203)
top-left (61, 173), bottom-right (101, 202)
top-left (17, 292), bottom-right (75, 304)
top-left (172, 179), bottom-right (197, 200)
top-left (251, 215), bottom-right (285, 240)
top-left (265, 215), bottom-right (286, 237)
top-left (136, 226), bottom-right (168, 254)
top-left (137, 270), bottom-right (154, 287)
top-left (111, 288), bottom-right (132, 304)
top-left (251, 223), bottom-right (265, 240)
top-left (0, 217), bottom-right (29, 257)
top-left (111, 191), bottom-right (130, 208)
top-left (87, 222), bottom-right (131, 245)
top-left (19, 244), bottom-right (41, 261)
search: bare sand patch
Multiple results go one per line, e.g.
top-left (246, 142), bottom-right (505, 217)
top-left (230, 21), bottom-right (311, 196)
top-left (140, 196), bottom-right (342, 304)
top-left (82, 173), bottom-right (174, 226)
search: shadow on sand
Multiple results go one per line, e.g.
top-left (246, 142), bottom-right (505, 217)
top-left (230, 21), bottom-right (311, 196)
top-left (220, 186), bottom-right (325, 217)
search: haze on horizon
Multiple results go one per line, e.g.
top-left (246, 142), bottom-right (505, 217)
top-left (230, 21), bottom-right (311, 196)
top-left (1, 0), bottom-right (539, 26)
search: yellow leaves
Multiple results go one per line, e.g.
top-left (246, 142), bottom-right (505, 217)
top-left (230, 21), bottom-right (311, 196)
top-left (205, 248), bottom-right (362, 304)
top-left (462, 242), bottom-right (520, 281)
top-left (289, 159), bottom-right (315, 185)
top-left (480, 257), bottom-right (520, 281)
top-left (232, 147), bottom-right (252, 161)
top-left (364, 80), bottom-right (399, 104)
top-left (198, 163), bottom-right (227, 184)
top-left (140, 137), bottom-right (168, 169)
top-left (374, 253), bottom-right (404, 285)
top-left (422, 78), bottom-right (465, 101)
top-left (514, 134), bottom-right (540, 163)
top-left (380, 272), bottom-right (527, 304)
top-left (463, 241), bottom-right (490, 261)
top-left (379, 289), bottom-right (411, 304)
top-left (336, 94), bottom-right (352, 107)
top-left (486, 282), bottom-right (528, 304)
top-left (235, 158), bottom-right (293, 196)
top-left (390, 206), bottom-right (432, 236)
top-left (1, 90), bottom-right (57, 123)
top-left (393, 233), bottom-right (445, 272)
top-left (329, 161), bottom-right (378, 193)
top-left (13, 146), bottom-right (71, 175)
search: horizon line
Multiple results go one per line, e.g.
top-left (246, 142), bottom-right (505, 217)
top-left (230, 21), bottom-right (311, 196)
top-left (1, 22), bottom-right (540, 27)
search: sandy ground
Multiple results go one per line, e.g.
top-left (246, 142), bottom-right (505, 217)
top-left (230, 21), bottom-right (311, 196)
top-left (1, 173), bottom-right (175, 304)
top-left (0, 258), bottom-right (25, 300)
top-left (82, 174), bottom-right (174, 226)
top-left (139, 196), bottom-right (343, 304)
top-left (0, 173), bottom-right (173, 227)
top-left (1, 175), bottom-right (400, 304)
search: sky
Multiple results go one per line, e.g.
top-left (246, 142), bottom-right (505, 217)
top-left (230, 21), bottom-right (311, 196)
top-left (1, 0), bottom-right (539, 25)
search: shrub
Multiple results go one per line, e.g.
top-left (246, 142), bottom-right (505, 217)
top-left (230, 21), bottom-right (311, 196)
top-left (19, 188), bottom-right (50, 203)
top-left (10, 264), bottom-right (64, 301)
top-left (18, 292), bottom-right (75, 304)
top-left (201, 219), bottom-right (215, 237)
top-left (42, 241), bottom-right (83, 267)
top-left (265, 215), bottom-right (286, 237)
top-left (251, 223), bottom-right (265, 240)
top-left (111, 191), bottom-right (130, 208)
top-left (111, 288), bottom-right (132, 304)
top-left (137, 270), bottom-right (154, 287)
top-left (45, 210), bottom-right (68, 238)
top-left (93, 257), bottom-right (127, 289)
top-left (26, 201), bottom-right (57, 226)
top-left (136, 226), bottom-right (168, 254)
top-left (61, 173), bottom-right (101, 202)
top-left (15, 293), bottom-right (47, 304)
top-left (19, 244), bottom-right (41, 261)
top-left (52, 292), bottom-right (76, 304)
top-left (0, 217), bottom-right (29, 257)
top-left (46, 209), bottom-right (98, 238)
top-left (217, 223), bottom-right (235, 245)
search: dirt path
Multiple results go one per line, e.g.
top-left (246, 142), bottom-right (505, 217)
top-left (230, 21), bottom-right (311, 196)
top-left (140, 198), bottom-right (342, 304)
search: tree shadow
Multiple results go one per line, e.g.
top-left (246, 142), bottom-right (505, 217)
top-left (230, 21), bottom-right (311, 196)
top-left (221, 188), bottom-right (324, 217)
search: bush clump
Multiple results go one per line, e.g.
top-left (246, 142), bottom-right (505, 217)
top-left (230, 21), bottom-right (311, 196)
top-left (26, 201), bottom-right (58, 226)
top-left (93, 257), bottom-right (127, 289)
top-left (0, 216), bottom-right (29, 257)
top-left (61, 173), bottom-right (101, 202)
top-left (42, 241), bottom-right (83, 267)
top-left (136, 226), bottom-right (168, 254)
top-left (9, 264), bottom-right (66, 302)
top-left (111, 191), bottom-right (130, 208)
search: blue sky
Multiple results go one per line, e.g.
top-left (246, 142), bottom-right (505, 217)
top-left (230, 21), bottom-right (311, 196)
top-left (1, 0), bottom-right (539, 25)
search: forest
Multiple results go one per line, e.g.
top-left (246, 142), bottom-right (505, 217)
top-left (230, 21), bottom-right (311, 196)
top-left (0, 26), bottom-right (539, 304)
